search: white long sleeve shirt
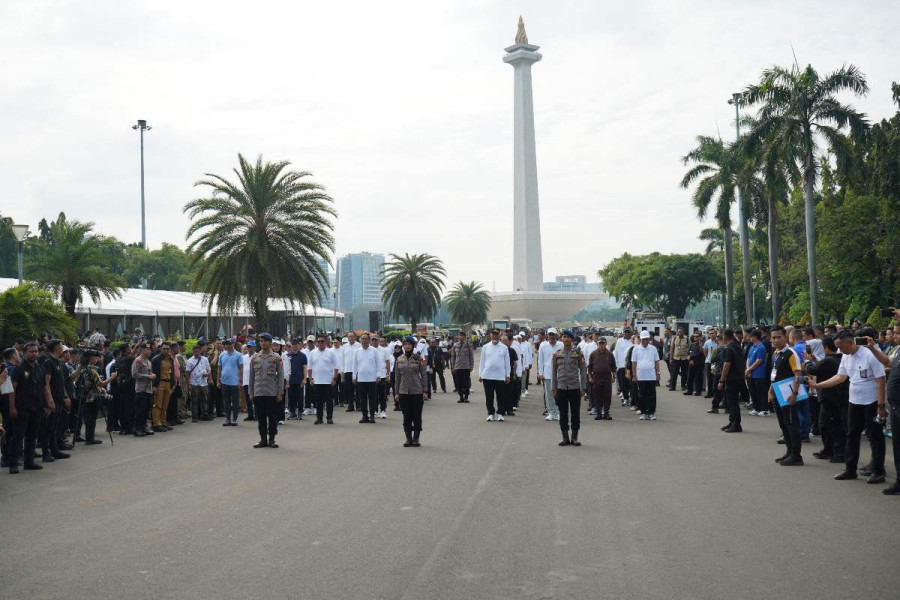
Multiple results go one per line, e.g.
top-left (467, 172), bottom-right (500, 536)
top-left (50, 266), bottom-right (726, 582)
top-left (378, 345), bottom-right (392, 378)
top-left (341, 342), bottom-right (359, 372)
top-left (613, 337), bottom-right (633, 370)
top-left (538, 341), bottom-right (563, 379)
top-left (480, 341), bottom-right (511, 381)
top-left (352, 345), bottom-right (381, 382)
top-left (512, 341), bottom-right (524, 377)
top-left (309, 348), bottom-right (339, 384)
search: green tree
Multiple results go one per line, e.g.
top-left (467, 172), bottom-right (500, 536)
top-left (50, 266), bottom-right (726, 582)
top-left (124, 242), bottom-right (198, 290)
top-left (445, 281), bottom-right (491, 330)
top-left (0, 283), bottom-right (77, 345)
top-left (743, 63), bottom-right (869, 325)
top-left (381, 253), bottom-right (446, 332)
top-left (0, 213), bottom-right (18, 279)
top-left (599, 252), bottom-right (723, 319)
top-left (184, 154), bottom-right (336, 332)
top-left (680, 136), bottom-right (743, 326)
top-left (26, 213), bottom-right (124, 316)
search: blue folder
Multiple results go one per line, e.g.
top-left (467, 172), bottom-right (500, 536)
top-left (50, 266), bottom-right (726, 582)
top-left (772, 377), bottom-right (809, 407)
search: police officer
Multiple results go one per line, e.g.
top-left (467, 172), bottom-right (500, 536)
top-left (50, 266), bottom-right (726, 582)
top-left (39, 340), bottom-right (71, 461)
top-left (8, 343), bottom-right (51, 471)
top-left (249, 333), bottom-right (285, 448)
top-left (552, 330), bottom-right (586, 446)
top-left (393, 336), bottom-right (427, 447)
top-left (450, 334), bottom-right (475, 403)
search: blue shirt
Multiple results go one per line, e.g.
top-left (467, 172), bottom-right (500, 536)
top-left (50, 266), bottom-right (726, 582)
top-left (703, 339), bottom-right (717, 364)
top-left (793, 341), bottom-right (807, 363)
top-left (218, 350), bottom-right (243, 386)
top-left (747, 343), bottom-right (767, 378)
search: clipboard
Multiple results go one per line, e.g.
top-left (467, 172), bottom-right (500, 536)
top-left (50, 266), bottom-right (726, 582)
top-left (773, 377), bottom-right (809, 407)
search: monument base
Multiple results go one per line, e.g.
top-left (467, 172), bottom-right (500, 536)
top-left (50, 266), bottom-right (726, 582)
top-left (488, 291), bottom-right (608, 324)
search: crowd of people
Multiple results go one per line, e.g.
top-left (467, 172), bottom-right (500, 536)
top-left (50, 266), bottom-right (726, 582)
top-left (1, 315), bottom-right (897, 497)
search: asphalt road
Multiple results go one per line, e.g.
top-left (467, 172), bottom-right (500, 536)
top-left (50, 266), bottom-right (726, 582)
top-left (2, 356), bottom-right (898, 600)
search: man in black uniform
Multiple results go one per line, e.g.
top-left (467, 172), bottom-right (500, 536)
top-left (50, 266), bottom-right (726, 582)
top-left (806, 335), bottom-right (847, 463)
top-left (39, 340), bottom-right (71, 462)
top-left (9, 343), bottom-right (52, 472)
top-left (116, 344), bottom-right (136, 435)
top-left (717, 329), bottom-right (744, 433)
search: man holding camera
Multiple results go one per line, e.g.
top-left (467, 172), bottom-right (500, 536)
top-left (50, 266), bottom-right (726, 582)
top-left (808, 330), bottom-right (887, 484)
top-left (80, 349), bottom-right (116, 445)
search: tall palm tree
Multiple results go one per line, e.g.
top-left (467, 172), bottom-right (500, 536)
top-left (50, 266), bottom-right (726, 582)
top-left (185, 154), bottom-right (336, 332)
top-left (27, 213), bottom-right (124, 316)
top-left (680, 136), bottom-right (742, 326)
top-left (445, 281), bottom-right (491, 330)
top-left (381, 253), bottom-right (446, 332)
top-left (743, 63), bottom-right (869, 325)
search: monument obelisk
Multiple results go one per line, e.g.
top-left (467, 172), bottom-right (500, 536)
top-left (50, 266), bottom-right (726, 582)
top-left (504, 16), bottom-right (544, 292)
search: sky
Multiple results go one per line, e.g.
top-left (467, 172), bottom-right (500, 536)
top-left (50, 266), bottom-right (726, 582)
top-left (2, 0), bottom-right (898, 292)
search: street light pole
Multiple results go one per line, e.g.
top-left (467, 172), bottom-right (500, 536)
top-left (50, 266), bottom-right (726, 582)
top-left (132, 119), bottom-right (151, 288)
top-left (12, 224), bottom-right (28, 284)
top-left (728, 93), bottom-right (754, 325)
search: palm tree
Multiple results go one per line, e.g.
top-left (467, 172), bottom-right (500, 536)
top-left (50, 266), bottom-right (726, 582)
top-left (0, 283), bottom-right (77, 344)
top-left (680, 136), bottom-right (743, 326)
top-left (698, 228), bottom-right (724, 254)
top-left (185, 154), bottom-right (336, 332)
top-left (27, 213), bottom-right (124, 316)
top-left (445, 281), bottom-right (491, 330)
top-left (381, 253), bottom-right (446, 332)
top-left (742, 63), bottom-right (869, 325)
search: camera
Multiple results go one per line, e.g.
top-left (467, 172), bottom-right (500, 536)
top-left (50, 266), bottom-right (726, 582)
top-left (881, 308), bottom-right (896, 318)
top-left (854, 337), bottom-right (868, 346)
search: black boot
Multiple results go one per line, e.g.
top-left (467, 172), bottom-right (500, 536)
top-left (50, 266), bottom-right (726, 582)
top-left (404, 432), bottom-right (413, 447)
top-left (412, 431), bottom-right (421, 447)
top-left (559, 430), bottom-right (571, 446)
top-left (571, 430), bottom-right (581, 446)
top-left (253, 439), bottom-right (268, 449)
top-left (268, 437), bottom-right (278, 449)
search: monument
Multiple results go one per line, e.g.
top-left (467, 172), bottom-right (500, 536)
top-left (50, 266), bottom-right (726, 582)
top-left (489, 17), bottom-right (607, 323)
top-left (504, 16), bottom-right (544, 292)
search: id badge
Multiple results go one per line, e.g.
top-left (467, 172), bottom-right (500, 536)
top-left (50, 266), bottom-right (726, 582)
top-left (267, 362), bottom-right (277, 376)
top-left (859, 369), bottom-right (868, 379)
top-left (770, 367), bottom-right (777, 382)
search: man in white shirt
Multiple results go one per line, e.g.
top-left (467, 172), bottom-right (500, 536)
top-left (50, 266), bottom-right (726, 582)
top-left (630, 330), bottom-right (660, 420)
top-left (352, 333), bottom-right (383, 424)
top-left (186, 343), bottom-right (213, 422)
top-left (374, 336), bottom-right (392, 419)
top-left (300, 336), bottom-right (316, 415)
top-left (613, 329), bottom-right (633, 406)
top-left (309, 335), bottom-right (340, 424)
top-left (340, 334), bottom-right (359, 412)
top-left (538, 328), bottom-right (564, 420)
top-left (809, 330), bottom-right (887, 483)
top-left (241, 342), bottom-right (256, 421)
top-left (479, 329), bottom-right (511, 421)
top-left (582, 334), bottom-right (599, 415)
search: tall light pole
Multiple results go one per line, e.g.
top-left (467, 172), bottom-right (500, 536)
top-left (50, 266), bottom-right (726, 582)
top-left (12, 223), bottom-right (28, 284)
top-left (728, 93), bottom-right (754, 325)
top-left (132, 119), bottom-right (151, 288)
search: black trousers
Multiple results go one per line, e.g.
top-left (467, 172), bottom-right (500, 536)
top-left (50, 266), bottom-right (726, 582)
top-left (253, 396), bottom-right (279, 441)
top-left (0, 395), bottom-right (12, 464)
top-left (737, 378), bottom-right (750, 405)
top-left (119, 384), bottom-right (135, 432)
top-left (686, 363), bottom-right (703, 395)
top-left (399, 393), bottom-right (423, 432)
top-left (483, 379), bottom-right (503, 415)
top-left (513, 377), bottom-right (522, 408)
top-left (774, 401), bottom-right (802, 458)
top-left (557, 388), bottom-right (581, 432)
top-left (498, 379), bottom-right (515, 415)
top-left (845, 402), bottom-right (885, 474)
top-left (451, 369), bottom-right (459, 392)
top-left (435, 368), bottom-right (446, 392)
top-left (288, 383), bottom-right (305, 415)
top-left (107, 387), bottom-right (121, 431)
top-left (724, 380), bottom-right (741, 427)
top-left (357, 381), bottom-right (377, 419)
top-left (84, 401), bottom-right (100, 442)
top-left (750, 378), bottom-right (769, 413)
top-left (669, 359), bottom-right (688, 389)
top-left (9, 408), bottom-right (41, 466)
top-left (211, 383), bottom-right (223, 415)
top-left (168, 385), bottom-right (180, 422)
top-left (134, 391), bottom-right (152, 431)
top-left (314, 384), bottom-right (334, 420)
top-left (40, 405), bottom-right (60, 454)
top-left (637, 380), bottom-right (657, 415)
top-left (711, 374), bottom-right (723, 409)
top-left (456, 370), bottom-right (471, 399)
top-left (340, 373), bottom-right (355, 408)
top-left (818, 395), bottom-right (847, 458)
top-left (616, 369), bottom-right (630, 402)
top-left (243, 385), bottom-right (255, 418)
top-left (377, 380), bottom-right (388, 412)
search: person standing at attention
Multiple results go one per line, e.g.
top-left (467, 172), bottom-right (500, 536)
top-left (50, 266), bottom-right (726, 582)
top-left (630, 331), bottom-right (660, 420)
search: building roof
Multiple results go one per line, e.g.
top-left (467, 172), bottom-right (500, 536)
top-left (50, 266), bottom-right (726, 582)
top-left (0, 278), bottom-right (343, 319)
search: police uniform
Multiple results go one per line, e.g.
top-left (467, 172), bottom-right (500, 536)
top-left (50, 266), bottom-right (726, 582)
top-left (9, 358), bottom-right (47, 470)
top-left (393, 347), bottom-right (427, 446)
top-left (450, 340), bottom-right (474, 402)
top-left (249, 345), bottom-right (285, 448)
top-left (552, 344), bottom-right (586, 445)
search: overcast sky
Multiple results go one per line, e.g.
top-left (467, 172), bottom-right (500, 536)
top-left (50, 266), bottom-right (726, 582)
top-left (2, 0), bottom-right (898, 292)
